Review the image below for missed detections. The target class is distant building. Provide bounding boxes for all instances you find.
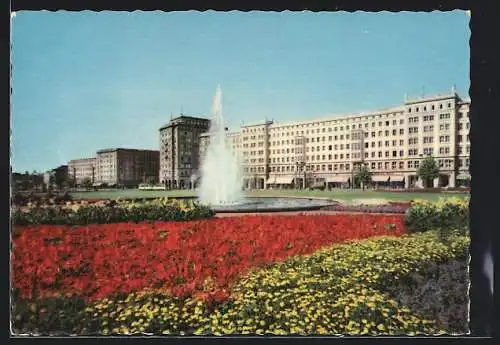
[68,157,96,185]
[42,165,69,190]
[95,148,159,187]
[159,115,210,189]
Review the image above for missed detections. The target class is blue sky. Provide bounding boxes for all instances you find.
[11,10,470,173]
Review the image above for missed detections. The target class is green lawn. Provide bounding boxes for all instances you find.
[70,188,469,203]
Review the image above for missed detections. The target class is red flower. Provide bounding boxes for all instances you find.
[12,214,406,303]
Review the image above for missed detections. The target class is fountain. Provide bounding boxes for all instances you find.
[197,86,336,213]
[198,86,244,206]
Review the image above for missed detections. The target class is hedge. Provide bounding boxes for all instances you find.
[404,197,469,237]
[11,199,215,226]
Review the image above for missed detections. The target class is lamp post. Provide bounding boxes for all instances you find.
[295,161,306,189]
[351,167,355,190]
[302,162,306,189]
[295,162,299,190]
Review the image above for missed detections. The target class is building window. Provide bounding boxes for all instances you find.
[423,148,434,155]
[408,149,418,156]
[439,135,450,143]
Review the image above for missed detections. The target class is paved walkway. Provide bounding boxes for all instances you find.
[214,210,402,217]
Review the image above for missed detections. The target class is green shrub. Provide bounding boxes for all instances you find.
[405,198,469,237]
[11,202,215,226]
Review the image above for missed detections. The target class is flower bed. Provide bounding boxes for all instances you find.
[11,200,470,335]
[11,198,214,226]
[12,191,73,207]
[323,204,409,214]
[12,230,469,335]
[12,214,405,304]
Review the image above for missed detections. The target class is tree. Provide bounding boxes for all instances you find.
[417,156,440,188]
[81,177,92,189]
[354,165,372,191]
[48,174,56,191]
[54,169,68,191]
[147,176,156,185]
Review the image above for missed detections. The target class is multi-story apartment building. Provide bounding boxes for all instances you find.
[68,157,96,185]
[164,89,470,190]
[239,120,273,189]
[199,130,242,161]
[198,129,242,184]
[240,89,470,189]
[159,115,210,189]
[95,148,159,187]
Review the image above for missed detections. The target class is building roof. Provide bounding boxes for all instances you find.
[241,120,274,128]
[68,157,96,163]
[159,115,210,131]
[96,148,160,154]
[267,105,406,129]
[403,92,461,105]
[51,165,68,172]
